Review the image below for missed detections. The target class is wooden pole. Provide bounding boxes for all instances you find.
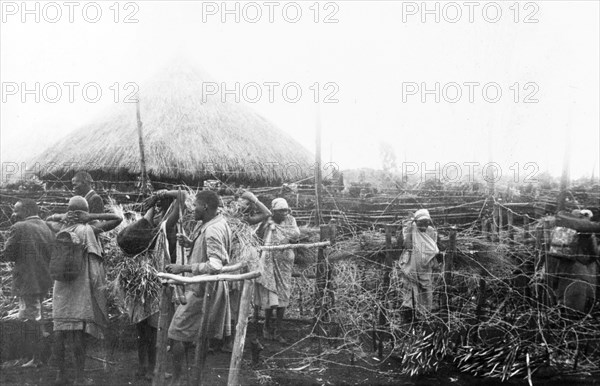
[378,224,395,358]
[152,285,174,386]
[524,216,530,241]
[315,225,330,339]
[507,209,514,241]
[259,241,330,251]
[487,125,495,197]
[498,205,504,241]
[173,188,187,305]
[193,286,211,385]
[557,124,571,212]
[492,203,499,242]
[481,218,488,240]
[327,220,337,312]
[228,279,255,386]
[136,98,149,193]
[542,218,553,306]
[315,105,323,227]
[153,226,176,386]
[475,277,487,322]
[442,228,457,325]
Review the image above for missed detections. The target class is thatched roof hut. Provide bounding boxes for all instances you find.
[30,60,313,187]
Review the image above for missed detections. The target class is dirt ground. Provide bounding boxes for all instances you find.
[2,320,600,386]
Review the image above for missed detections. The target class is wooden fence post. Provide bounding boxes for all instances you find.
[481,217,487,240]
[534,222,544,305]
[442,228,457,325]
[152,285,174,386]
[542,218,553,306]
[507,209,514,241]
[315,225,331,339]
[193,286,212,385]
[377,224,395,359]
[228,279,256,386]
[498,205,504,241]
[327,220,337,312]
[492,203,499,242]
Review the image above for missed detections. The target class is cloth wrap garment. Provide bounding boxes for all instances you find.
[398,221,439,313]
[51,222,108,339]
[168,214,232,342]
[254,215,300,309]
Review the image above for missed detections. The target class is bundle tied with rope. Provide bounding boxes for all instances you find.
[105,202,165,324]
[106,190,197,322]
[105,193,264,323]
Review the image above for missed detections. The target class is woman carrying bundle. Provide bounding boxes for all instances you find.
[222,189,272,352]
[234,189,272,226]
[116,189,187,379]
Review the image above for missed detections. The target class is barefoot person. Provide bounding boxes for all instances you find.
[46,197,122,385]
[255,198,300,343]
[166,190,232,383]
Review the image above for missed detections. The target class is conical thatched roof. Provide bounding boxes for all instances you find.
[30,60,313,186]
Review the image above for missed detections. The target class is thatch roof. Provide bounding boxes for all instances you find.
[30,60,313,186]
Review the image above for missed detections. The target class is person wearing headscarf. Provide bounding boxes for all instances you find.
[398,208,439,318]
[46,196,122,385]
[255,198,300,343]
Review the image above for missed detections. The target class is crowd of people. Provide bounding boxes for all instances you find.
[2,171,598,385]
[1,172,304,385]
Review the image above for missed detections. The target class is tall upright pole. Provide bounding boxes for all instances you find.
[315,105,323,226]
[557,100,573,212]
[557,134,571,212]
[314,104,327,349]
[136,98,149,193]
[487,125,495,197]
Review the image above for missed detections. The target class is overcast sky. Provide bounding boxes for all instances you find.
[1,0,599,182]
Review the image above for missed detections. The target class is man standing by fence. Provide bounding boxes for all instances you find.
[165,190,232,383]
[71,171,103,214]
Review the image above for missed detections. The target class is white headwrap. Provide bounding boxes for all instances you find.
[271,197,289,211]
[414,209,431,221]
